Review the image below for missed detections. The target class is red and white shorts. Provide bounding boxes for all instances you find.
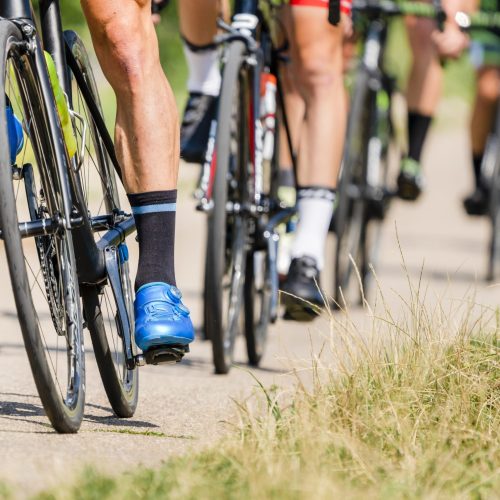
[290,0,352,15]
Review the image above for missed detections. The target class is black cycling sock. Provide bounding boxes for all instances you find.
[128,190,177,291]
[473,153,484,189]
[407,111,433,162]
[181,34,218,53]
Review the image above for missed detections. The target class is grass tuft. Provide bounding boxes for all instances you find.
[36,283,500,499]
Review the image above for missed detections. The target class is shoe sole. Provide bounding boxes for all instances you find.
[136,335,193,352]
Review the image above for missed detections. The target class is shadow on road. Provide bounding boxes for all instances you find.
[0,393,158,432]
[0,397,54,432]
[84,413,159,429]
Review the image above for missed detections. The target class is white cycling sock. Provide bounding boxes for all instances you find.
[183,44,221,97]
[290,187,336,270]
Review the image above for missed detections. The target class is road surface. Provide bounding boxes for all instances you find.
[0,101,497,496]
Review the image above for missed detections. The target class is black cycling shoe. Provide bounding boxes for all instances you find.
[281,256,324,322]
[463,187,490,216]
[180,92,218,164]
[397,157,424,201]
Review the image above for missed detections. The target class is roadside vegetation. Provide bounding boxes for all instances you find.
[7,4,492,499]
[32,280,499,500]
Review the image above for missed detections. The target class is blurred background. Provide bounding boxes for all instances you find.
[50,0,476,128]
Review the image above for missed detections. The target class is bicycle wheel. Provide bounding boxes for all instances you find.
[486,108,500,281]
[243,89,280,366]
[65,31,138,417]
[205,41,250,374]
[244,247,272,366]
[359,82,393,298]
[335,68,372,307]
[0,21,85,433]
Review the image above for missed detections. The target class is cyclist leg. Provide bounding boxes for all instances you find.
[398,9,443,200]
[465,66,500,214]
[82,0,194,352]
[178,0,226,163]
[280,2,347,319]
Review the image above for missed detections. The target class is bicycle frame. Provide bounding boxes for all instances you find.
[197,0,297,211]
[0,0,135,287]
[196,0,297,323]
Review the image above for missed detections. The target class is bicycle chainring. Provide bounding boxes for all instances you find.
[35,206,65,336]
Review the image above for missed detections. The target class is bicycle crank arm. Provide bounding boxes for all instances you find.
[104,245,136,370]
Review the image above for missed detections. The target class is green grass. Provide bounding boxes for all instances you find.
[35,286,500,499]
[91,429,194,440]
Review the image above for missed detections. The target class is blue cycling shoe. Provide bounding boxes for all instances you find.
[134,282,195,353]
[6,104,24,164]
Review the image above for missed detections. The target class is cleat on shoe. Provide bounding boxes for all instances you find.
[134,282,195,353]
[397,157,424,201]
[144,345,189,365]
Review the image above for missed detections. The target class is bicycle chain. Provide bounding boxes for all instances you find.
[36,205,65,337]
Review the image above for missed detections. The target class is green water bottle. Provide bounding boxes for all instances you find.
[44,51,77,158]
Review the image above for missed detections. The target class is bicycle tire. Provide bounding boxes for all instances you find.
[359,81,393,299]
[244,248,272,366]
[243,81,281,366]
[64,31,138,417]
[205,40,249,374]
[335,67,371,307]
[486,108,500,281]
[0,21,85,433]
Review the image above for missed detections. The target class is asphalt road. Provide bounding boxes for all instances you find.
[0,104,498,496]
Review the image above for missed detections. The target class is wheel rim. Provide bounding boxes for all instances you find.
[5,42,83,413]
[68,51,136,395]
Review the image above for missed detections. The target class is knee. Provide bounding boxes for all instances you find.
[477,69,500,103]
[293,47,342,100]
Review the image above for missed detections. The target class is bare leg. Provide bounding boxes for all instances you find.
[81,0,195,349]
[284,6,346,189]
[464,66,500,215]
[471,67,500,155]
[405,16,443,116]
[81,0,178,193]
[178,0,221,45]
[398,10,442,200]
[281,5,346,320]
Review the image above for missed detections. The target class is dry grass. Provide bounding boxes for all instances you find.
[35,276,500,500]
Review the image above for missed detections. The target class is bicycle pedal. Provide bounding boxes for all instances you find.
[143,345,190,365]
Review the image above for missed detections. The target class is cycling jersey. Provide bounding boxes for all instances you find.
[470,0,500,67]
[290,0,352,15]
